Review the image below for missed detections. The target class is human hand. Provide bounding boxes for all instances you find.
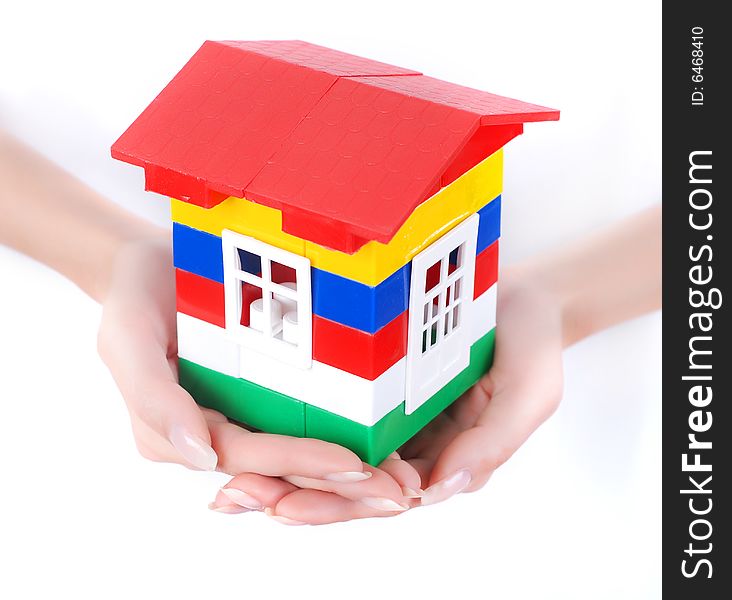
[210,270,565,523]
[401,271,564,504]
[96,235,408,489]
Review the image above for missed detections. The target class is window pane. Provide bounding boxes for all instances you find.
[240,282,263,327]
[271,261,297,285]
[430,322,439,348]
[238,248,262,275]
[449,246,460,267]
[454,277,462,300]
[449,242,465,268]
[425,260,441,292]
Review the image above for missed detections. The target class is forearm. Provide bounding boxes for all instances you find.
[512,204,661,346]
[0,131,160,301]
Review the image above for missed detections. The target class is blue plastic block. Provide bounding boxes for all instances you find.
[476,195,501,254]
[173,223,224,283]
[171,195,500,334]
[311,264,411,334]
[171,222,411,333]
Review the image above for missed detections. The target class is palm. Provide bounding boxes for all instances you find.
[400,276,565,494]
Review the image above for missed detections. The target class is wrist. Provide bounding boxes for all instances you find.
[501,257,582,348]
[89,221,167,302]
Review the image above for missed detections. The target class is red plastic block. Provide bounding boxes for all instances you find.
[175,269,225,327]
[313,312,408,380]
[146,165,228,208]
[441,123,523,187]
[473,241,499,300]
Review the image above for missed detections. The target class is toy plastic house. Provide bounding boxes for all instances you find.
[112,40,558,465]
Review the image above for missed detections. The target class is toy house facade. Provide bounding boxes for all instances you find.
[112,41,558,465]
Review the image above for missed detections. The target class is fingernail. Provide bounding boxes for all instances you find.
[264,507,306,526]
[401,486,423,499]
[323,471,372,483]
[220,487,263,510]
[208,502,251,515]
[387,451,401,459]
[360,497,410,512]
[169,426,218,471]
[421,469,472,506]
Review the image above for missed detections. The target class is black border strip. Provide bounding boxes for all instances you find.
[663,3,730,595]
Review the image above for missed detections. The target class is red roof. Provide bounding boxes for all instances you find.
[112,40,558,253]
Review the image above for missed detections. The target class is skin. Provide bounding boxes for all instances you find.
[0,131,661,524]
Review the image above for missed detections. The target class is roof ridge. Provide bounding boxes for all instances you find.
[239,75,343,201]
[212,39,420,78]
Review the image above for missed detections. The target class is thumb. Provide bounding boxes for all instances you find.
[139,376,219,471]
[421,375,561,505]
[99,318,217,471]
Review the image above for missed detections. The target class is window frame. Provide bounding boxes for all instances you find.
[222,229,313,369]
[405,214,479,413]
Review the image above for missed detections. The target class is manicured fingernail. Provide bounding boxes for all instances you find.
[169,426,218,471]
[264,507,306,526]
[208,502,251,515]
[401,486,423,499]
[220,487,263,510]
[323,471,372,483]
[421,469,472,506]
[361,497,410,512]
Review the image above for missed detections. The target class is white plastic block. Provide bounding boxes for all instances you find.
[471,283,497,345]
[249,297,283,333]
[238,345,405,426]
[177,313,240,378]
[405,214,479,414]
[273,282,298,314]
[281,311,299,345]
[176,312,404,426]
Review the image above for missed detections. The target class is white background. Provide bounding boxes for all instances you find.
[0,1,661,598]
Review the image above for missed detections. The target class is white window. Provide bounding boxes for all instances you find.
[405,214,479,413]
[222,229,312,369]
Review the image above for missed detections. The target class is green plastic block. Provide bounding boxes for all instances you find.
[305,328,496,465]
[178,358,306,437]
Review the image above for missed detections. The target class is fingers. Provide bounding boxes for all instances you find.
[422,367,562,504]
[209,420,368,480]
[271,489,407,525]
[377,454,423,497]
[402,457,434,489]
[210,473,299,513]
[420,282,565,505]
[99,312,216,471]
[209,472,411,525]
[282,463,410,511]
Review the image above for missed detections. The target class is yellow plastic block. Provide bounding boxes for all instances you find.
[171,149,503,286]
[171,195,306,257]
